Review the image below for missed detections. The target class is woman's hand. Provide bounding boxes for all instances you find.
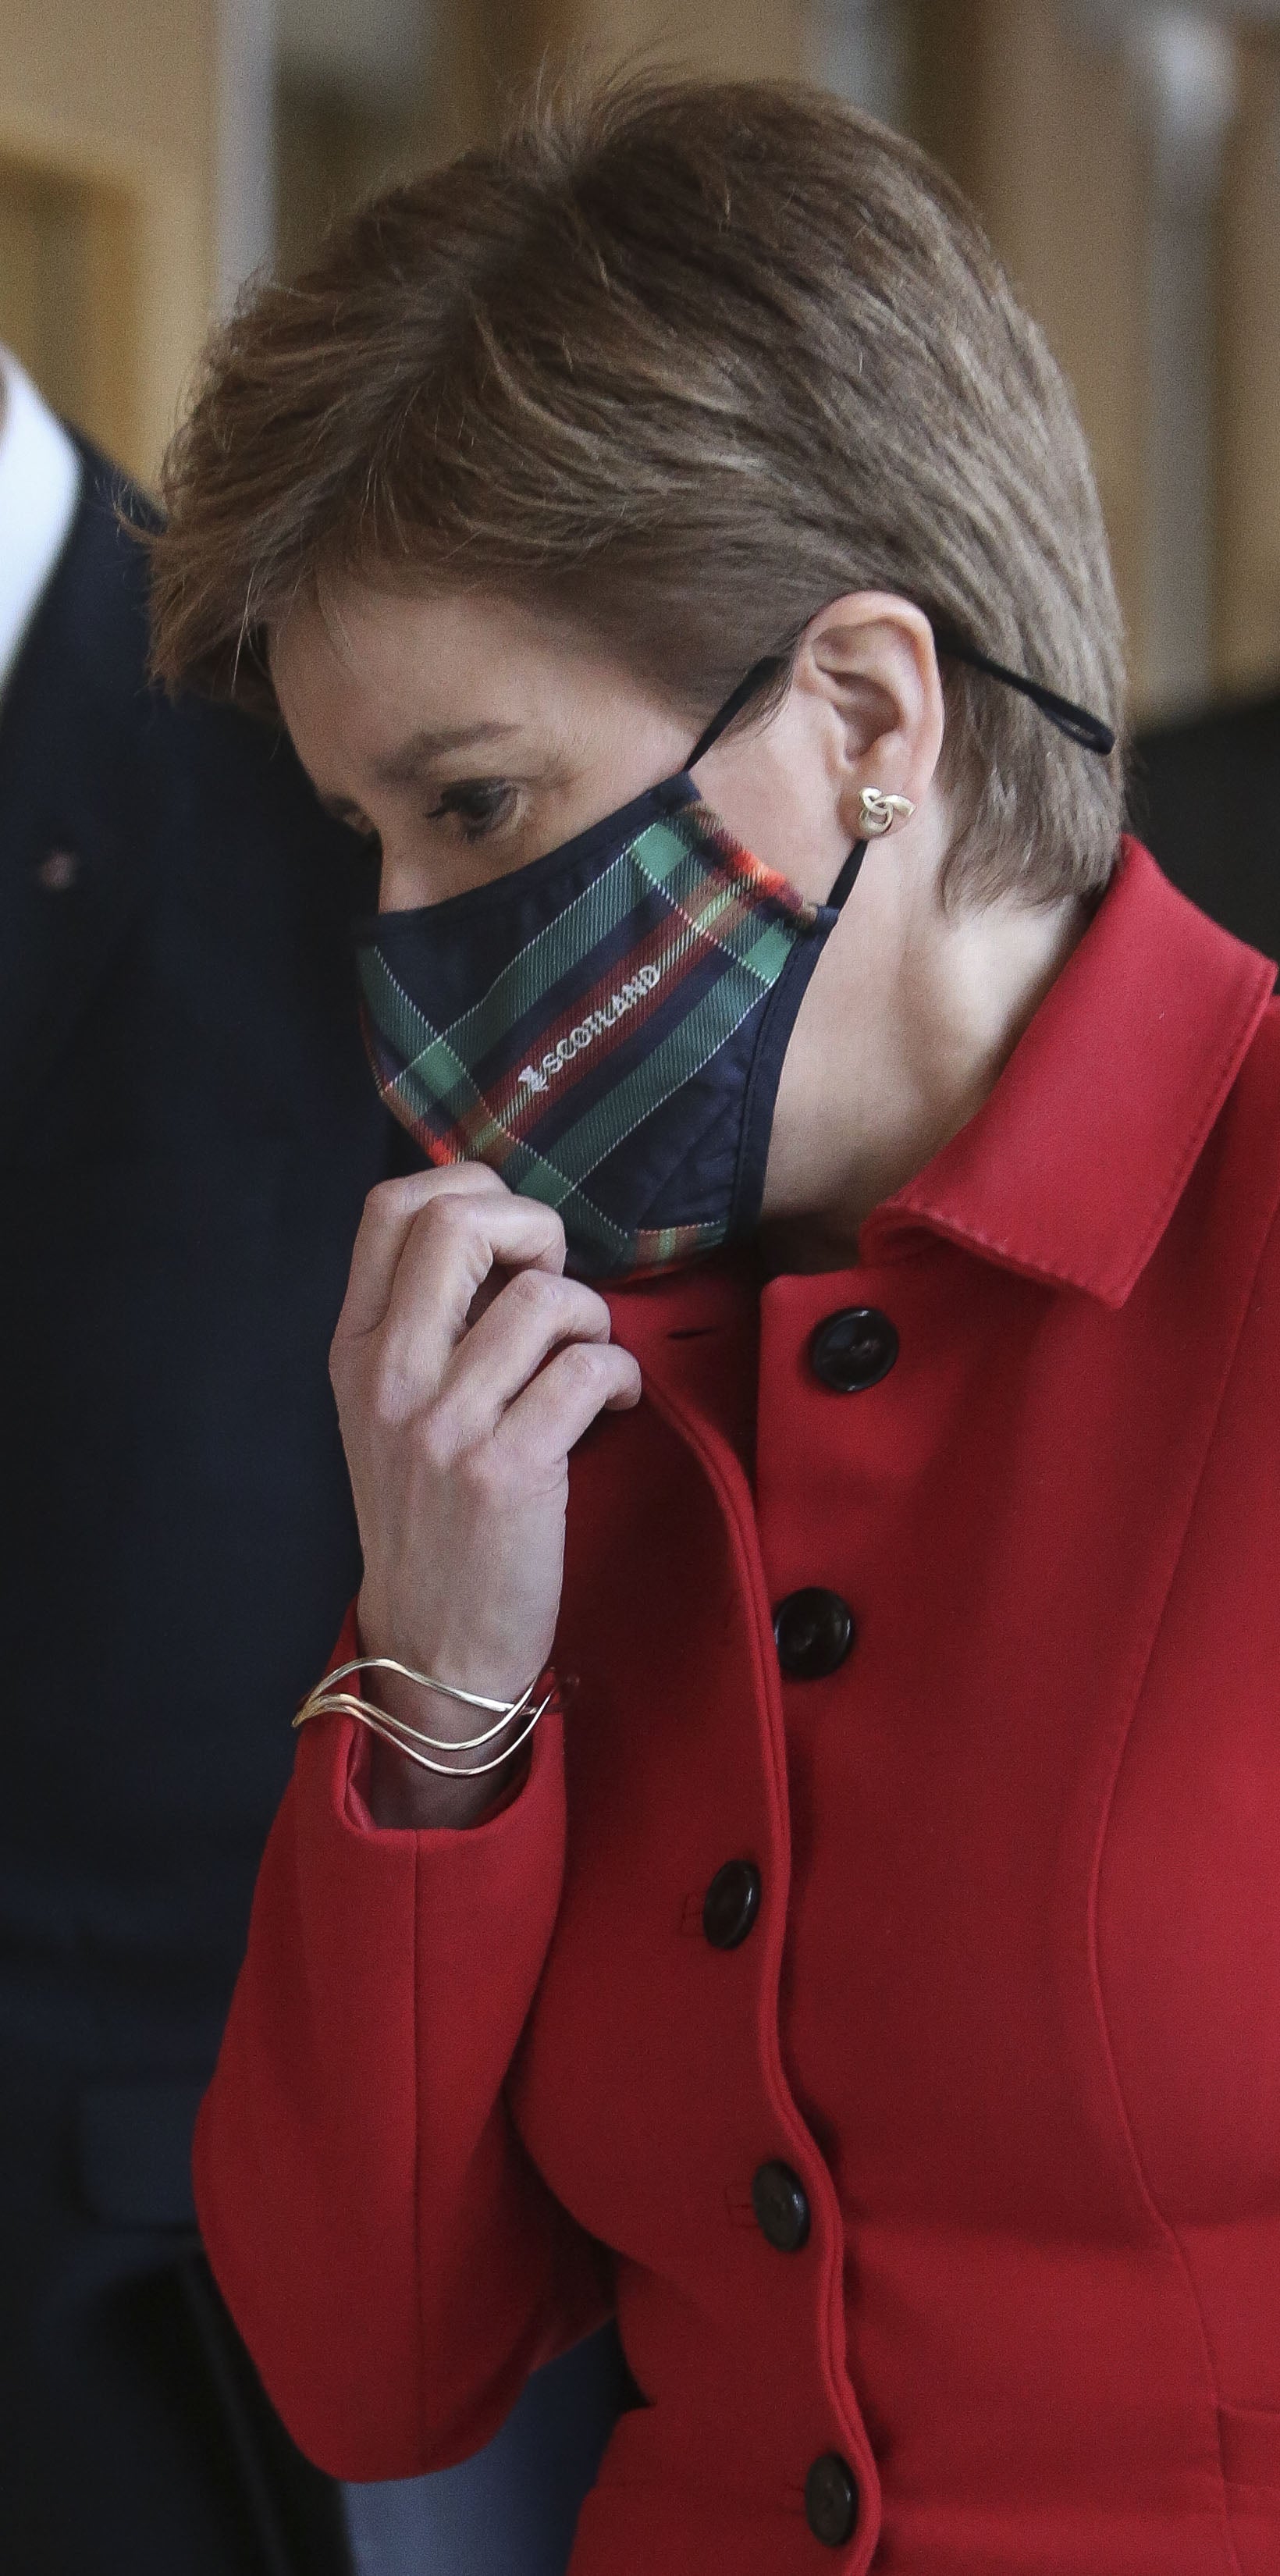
[329,1165,642,1827]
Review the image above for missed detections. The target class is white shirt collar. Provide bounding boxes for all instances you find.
[0,347,83,706]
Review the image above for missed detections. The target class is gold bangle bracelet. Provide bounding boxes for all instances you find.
[295,1653,540,1733]
[294,1686,553,1779]
[293,1655,553,1777]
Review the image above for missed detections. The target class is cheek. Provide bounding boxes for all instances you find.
[377,834,481,911]
[711,763,849,900]
[375,820,535,913]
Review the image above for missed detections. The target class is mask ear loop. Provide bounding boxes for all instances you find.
[689,618,1116,913]
[684,654,791,770]
[933,635,1116,756]
[687,653,868,916]
[825,838,868,911]
[820,636,1115,905]
[691,628,1115,775]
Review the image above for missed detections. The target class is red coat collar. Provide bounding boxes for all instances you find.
[859,839,1275,1308]
[610,842,1275,1341]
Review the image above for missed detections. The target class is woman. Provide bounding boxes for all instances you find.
[151,76,1280,2576]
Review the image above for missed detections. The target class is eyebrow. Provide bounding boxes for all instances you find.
[372,721,524,788]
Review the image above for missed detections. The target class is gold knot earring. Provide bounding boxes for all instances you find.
[858,788,916,838]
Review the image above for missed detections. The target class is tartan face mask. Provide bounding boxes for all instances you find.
[355,659,866,1281]
[355,637,1115,1281]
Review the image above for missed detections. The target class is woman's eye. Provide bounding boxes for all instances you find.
[426,779,518,841]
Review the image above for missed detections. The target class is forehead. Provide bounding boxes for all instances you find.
[269,581,618,753]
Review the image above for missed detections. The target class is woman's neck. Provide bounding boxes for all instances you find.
[759,818,1089,1272]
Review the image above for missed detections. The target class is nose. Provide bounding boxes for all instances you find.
[377,847,425,914]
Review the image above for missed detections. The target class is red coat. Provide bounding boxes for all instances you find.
[197,843,1280,2576]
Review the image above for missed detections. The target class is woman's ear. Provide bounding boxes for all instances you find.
[792,592,946,845]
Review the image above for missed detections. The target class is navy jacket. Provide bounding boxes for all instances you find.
[1133,691,1280,970]
[0,438,630,2576]
[0,441,390,2573]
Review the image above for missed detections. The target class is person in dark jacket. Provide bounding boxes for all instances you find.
[0,343,386,2575]
[0,342,627,2576]
[1133,690,1280,967]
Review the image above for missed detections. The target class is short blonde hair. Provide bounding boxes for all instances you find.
[150,73,1126,907]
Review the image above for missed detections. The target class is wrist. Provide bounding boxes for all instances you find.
[297,1639,555,1831]
[354,1589,539,1737]
[365,1731,534,1831]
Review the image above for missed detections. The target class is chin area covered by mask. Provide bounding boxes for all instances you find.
[354,646,1115,1284]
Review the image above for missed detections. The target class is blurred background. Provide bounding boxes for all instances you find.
[2,0,1280,726]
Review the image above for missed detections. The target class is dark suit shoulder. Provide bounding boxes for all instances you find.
[7,436,155,727]
[1131,691,1280,968]
[0,429,378,1144]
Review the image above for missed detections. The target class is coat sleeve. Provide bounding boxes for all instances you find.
[193,1615,610,2482]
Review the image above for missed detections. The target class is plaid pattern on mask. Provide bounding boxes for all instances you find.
[358,799,818,1278]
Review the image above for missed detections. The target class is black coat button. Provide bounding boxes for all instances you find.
[809,1306,898,1393]
[805,2453,859,2548]
[773,1589,855,1680]
[702,1860,762,1950]
[751,2159,810,2251]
